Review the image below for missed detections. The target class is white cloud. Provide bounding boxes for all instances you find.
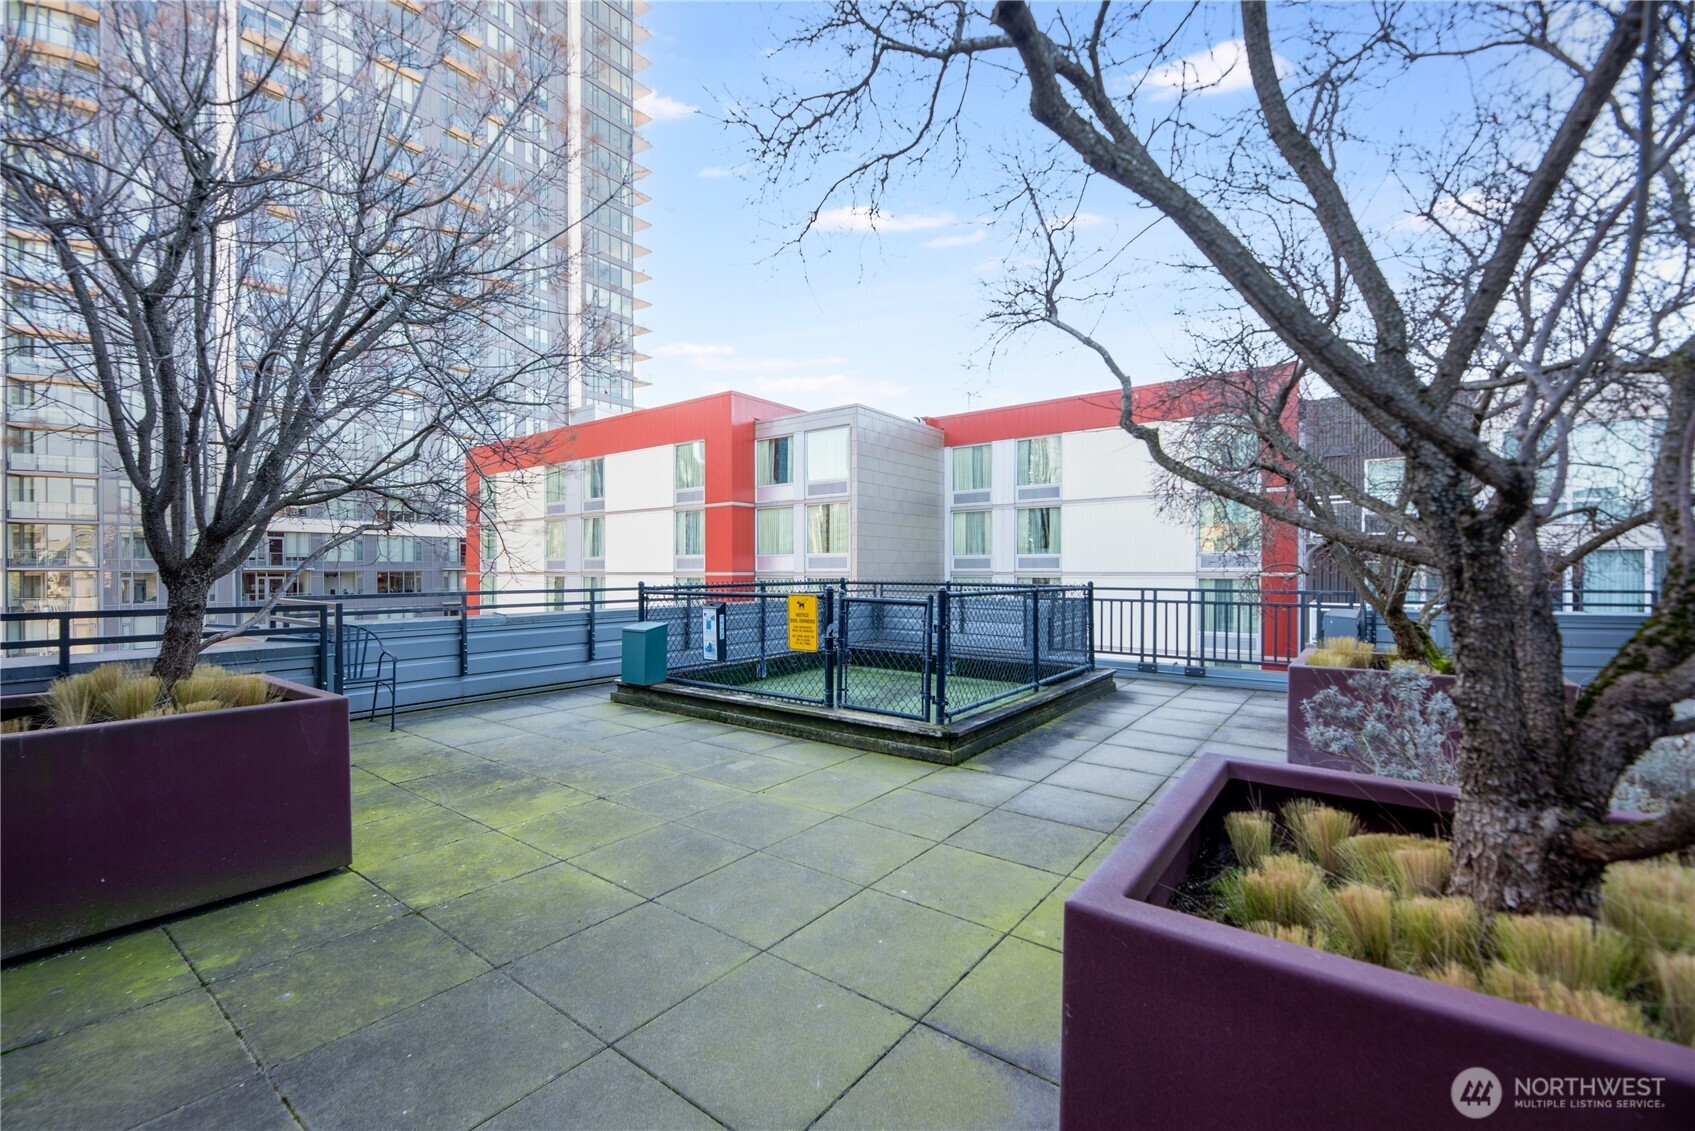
[697,165,737,179]
[923,229,988,249]
[1393,191,1488,232]
[649,341,734,358]
[1142,38,1286,99]
[813,205,956,233]
[637,91,700,121]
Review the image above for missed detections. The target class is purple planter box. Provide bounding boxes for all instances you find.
[1062,756,1695,1129]
[1286,650,1577,772]
[2,677,352,961]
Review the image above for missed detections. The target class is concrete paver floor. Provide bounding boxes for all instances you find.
[1,676,1287,1130]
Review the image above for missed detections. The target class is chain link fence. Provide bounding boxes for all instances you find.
[638,581,1095,723]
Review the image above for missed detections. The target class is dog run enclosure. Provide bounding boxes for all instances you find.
[636,581,1097,725]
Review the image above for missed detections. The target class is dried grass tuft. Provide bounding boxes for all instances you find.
[1394,896,1482,971]
[1426,962,1481,991]
[176,699,226,714]
[1601,860,1695,955]
[1245,921,1323,947]
[1388,843,1451,898]
[1336,833,1434,889]
[218,673,275,708]
[101,675,163,721]
[1652,952,1695,1046]
[1283,799,1360,874]
[1220,855,1330,929]
[44,672,101,728]
[1481,964,1647,1035]
[1327,883,1395,966]
[2,715,35,734]
[1224,810,1275,869]
[1491,914,1641,996]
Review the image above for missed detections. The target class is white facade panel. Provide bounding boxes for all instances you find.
[606,444,676,513]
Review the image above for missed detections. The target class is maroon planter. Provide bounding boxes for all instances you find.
[1062,756,1695,1130]
[2,678,352,960]
[1286,650,1578,772]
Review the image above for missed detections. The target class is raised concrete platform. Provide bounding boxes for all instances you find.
[610,669,1118,765]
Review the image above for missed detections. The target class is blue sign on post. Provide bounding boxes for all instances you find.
[702,604,727,661]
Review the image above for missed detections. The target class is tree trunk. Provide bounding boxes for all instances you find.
[151,576,212,688]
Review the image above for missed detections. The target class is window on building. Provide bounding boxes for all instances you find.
[115,571,157,605]
[6,475,96,518]
[376,535,422,562]
[8,523,95,566]
[1199,577,1261,637]
[323,536,365,562]
[323,572,365,596]
[674,441,705,491]
[584,457,605,500]
[545,574,568,608]
[952,510,990,557]
[1580,549,1646,611]
[806,427,849,483]
[806,502,848,555]
[376,571,423,594]
[1016,437,1060,486]
[282,532,313,563]
[545,519,566,558]
[675,510,704,556]
[545,464,567,504]
[480,526,499,563]
[1197,498,1261,554]
[953,445,991,492]
[1018,576,1060,586]
[441,569,464,593]
[1363,458,1405,504]
[756,507,792,555]
[582,516,604,559]
[1016,507,1060,555]
[112,527,151,560]
[756,436,792,486]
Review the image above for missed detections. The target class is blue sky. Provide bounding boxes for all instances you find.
[628,3,1506,418]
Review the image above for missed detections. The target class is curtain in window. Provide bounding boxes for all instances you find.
[756,507,793,554]
[675,510,704,555]
[675,442,705,490]
[545,465,567,503]
[545,520,566,558]
[1016,437,1060,486]
[584,458,605,499]
[583,517,604,558]
[1197,499,1262,553]
[756,437,791,486]
[1016,508,1060,554]
[953,445,991,491]
[807,428,850,481]
[1582,550,1643,610]
[807,502,847,554]
[952,510,989,555]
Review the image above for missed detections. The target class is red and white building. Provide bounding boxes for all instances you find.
[466,384,1299,597]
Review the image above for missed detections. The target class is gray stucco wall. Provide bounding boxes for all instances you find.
[849,407,944,580]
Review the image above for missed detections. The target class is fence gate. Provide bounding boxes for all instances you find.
[835,594,934,721]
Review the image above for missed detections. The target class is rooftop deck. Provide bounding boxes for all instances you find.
[1,675,1287,1130]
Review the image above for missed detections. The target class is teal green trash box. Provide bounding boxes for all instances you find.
[622,622,668,686]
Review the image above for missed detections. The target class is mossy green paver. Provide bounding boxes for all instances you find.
[814,1023,1058,1130]
[0,989,251,1129]
[845,788,989,841]
[675,793,832,848]
[646,718,740,742]
[360,829,557,909]
[613,774,748,820]
[908,768,1032,807]
[772,890,999,1018]
[546,754,677,796]
[566,718,641,745]
[570,823,749,898]
[353,804,491,869]
[503,799,663,859]
[1095,728,1204,755]
[209,913,488,1066]
[766,817,933,886]
[448,778,592,827]
[1011,876,1083,952]
[167,871,407,983]
[617,954,909,1131]
[463,699,556,723]
[273,974,600,1130]
[874,845,1059,933]
[400,716,531,747]
[699,727,795,753]
[481,1049,720,1131]
[926,936,1062,1083]
[351,778,440,826]
[508,904,754,1042]
[760,760,915,814]
[133,1074,296,1131]
[1001,782,1138,832]
[1045,761,1165,802]
[607,731,728,771]
[1071,833,1125,879]
[692,753,811,791]
[1,929,199,1051]
[958,748,1069,782]
[1079,745,1188,775]
[1131,715,1219,740]
[404,762,535,805]
[354,741,487,785]
[755,739,861,768]
[424,863,643,966]
[659,853,859,949]
[946,810,1105,875]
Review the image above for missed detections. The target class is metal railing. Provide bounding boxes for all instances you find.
[638,581,1096,724]
[1091,587,1357,674]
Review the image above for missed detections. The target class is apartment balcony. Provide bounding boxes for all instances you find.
[5,452,98,474]
[4,500,97,521]
[5,550,95,569]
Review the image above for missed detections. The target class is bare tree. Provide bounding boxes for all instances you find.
[737,1,1695,913]
[2,1,621,682]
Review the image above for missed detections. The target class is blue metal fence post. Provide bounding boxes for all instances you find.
[586,590,596,662]
[757,592,768,679]
[1086,582,1097,668]
[332,603,345,694]
[57,611,70,677]
[822,586,836,709]
[458,592,470,678]
[1029,588,1040,689]
[921,593,935,722]
[317,604,330,689]
[935,587,950,723]
[638,580,647,622]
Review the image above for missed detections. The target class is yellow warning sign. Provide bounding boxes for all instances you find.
[788,594,819,652]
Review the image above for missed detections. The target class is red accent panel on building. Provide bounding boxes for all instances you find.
[465,391,801,592]
[921,382,1209,446]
